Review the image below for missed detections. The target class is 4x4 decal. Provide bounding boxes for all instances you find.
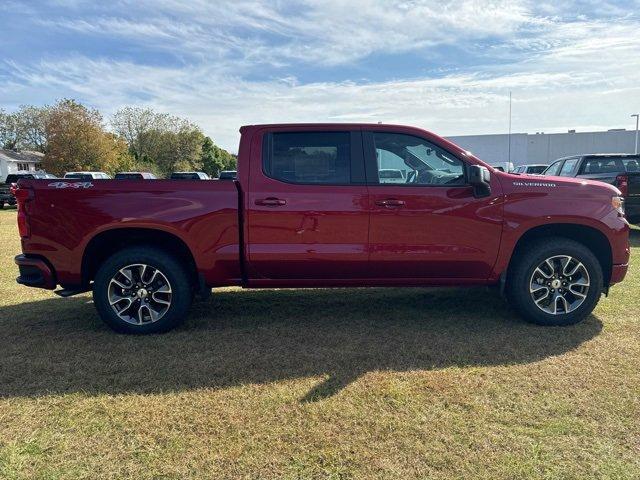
[48,181,94,189]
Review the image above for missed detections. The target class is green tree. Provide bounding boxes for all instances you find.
[42,99,133,176]
[0,105,49,152]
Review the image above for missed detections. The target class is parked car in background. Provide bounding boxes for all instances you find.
[490,162,515,173]
[115,172,157,180]
[218,170,237,180]
[64,172,112,180]
[543,153,640,223]
[14,123,629,334]
[1,172,52,208]
[513,164,547,175]
[170,172,210,180]
[378,169,405,184]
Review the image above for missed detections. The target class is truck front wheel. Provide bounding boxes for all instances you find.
[93,246,193,334]
[507,238,603,326]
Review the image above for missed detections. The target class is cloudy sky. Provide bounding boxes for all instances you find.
[1,0,639,151]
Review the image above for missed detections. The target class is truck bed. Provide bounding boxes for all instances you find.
[19,179,242,288]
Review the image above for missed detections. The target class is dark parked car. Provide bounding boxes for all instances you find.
[170,172,210,180]
[543,153,640,223]
[115,172,157,180]
[1,172,52,208]
[218,170,237,180]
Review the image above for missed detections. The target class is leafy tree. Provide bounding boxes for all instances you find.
[42,99,133,176]
[200,136,237,178]
[0,105,49,152]
[112,107,237,177]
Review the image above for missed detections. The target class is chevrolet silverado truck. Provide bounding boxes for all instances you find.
[14,124,630,333]
[543,153,640,223]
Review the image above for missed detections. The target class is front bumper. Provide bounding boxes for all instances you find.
[610,263,629,285]
[15,254,56,289]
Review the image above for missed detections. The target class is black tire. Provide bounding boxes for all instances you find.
[507,237,603,326]
[93,246,193,334]
[0,201,4,209]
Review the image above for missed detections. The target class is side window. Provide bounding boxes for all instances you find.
[372,132,465,186]
[544,161,563,176]
[581,158,624,174]
[264,132,351,184]
[559,158,579,176]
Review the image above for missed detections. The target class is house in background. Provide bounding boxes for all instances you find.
[0,149,44,181]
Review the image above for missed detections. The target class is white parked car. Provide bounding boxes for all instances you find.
[378,169,405,184]
[64,171,112,180]
[513,164,548,175]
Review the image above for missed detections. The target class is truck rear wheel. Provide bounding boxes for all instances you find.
[93,246,192,334]
[507,238,603,326]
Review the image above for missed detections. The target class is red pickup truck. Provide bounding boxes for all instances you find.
[14,124,630,333]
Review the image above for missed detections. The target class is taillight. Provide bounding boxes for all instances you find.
[15,187,33,238]
[615,174,628,197]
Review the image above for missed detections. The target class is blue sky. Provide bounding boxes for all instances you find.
[1,0,639,151]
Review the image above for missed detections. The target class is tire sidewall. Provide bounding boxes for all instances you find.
[509,239,603,326]
[93,247,192,334]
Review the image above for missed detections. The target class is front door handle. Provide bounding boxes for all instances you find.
[375,199,406,207]
[255,197,287,206]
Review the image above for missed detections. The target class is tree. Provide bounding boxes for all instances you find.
[0,105,49,152]
[112,107,237,177]
[42,99,133,176]
[200,136,237,178]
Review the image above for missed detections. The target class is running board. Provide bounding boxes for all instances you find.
[54,287,89,297]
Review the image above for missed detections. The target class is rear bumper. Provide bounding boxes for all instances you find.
[625,201,640,223]
[0,193,15,204]
[15,254,56,289]
[610,263,629,285]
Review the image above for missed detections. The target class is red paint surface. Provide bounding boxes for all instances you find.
[16,123,629,291]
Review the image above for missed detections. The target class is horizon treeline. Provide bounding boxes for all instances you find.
[0,99,236,177]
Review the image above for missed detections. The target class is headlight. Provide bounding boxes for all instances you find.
[612,196,625,216]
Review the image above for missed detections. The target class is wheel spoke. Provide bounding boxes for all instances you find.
[556,294,569,314]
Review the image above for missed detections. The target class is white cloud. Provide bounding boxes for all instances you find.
[2,0,640,152]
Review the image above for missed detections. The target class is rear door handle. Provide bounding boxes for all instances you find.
[255,197,287,206]
[375,199,405,207]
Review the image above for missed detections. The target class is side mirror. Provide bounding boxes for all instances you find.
[468,165,491,198]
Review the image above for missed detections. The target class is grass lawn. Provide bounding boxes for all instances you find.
[0,207,639,479]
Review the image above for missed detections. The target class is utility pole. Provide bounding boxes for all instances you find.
[632,114,639,154]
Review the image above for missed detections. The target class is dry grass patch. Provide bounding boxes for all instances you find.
[0,208,639,479]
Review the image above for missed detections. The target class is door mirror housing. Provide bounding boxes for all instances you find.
[468,165,491,198]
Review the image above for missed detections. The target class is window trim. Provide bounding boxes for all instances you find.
[261,130,366,186]
[363,130,469,187]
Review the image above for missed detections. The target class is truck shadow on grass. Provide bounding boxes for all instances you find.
[0,287,602,401]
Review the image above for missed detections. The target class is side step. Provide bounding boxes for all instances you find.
[54,287,89,298]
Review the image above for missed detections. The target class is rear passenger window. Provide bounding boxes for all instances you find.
[581,158,625,174]
[264,132,351,184]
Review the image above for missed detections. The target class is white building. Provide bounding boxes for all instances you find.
[0,149,44,181]
[446,129,638,167]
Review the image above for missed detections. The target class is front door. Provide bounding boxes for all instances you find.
[246,129,369,280]
[365,130,503,280]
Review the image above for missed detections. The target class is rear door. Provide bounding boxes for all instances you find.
[246,127,370,280]
[365,130,503,280]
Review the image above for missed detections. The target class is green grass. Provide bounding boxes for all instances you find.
[0,207,639,479]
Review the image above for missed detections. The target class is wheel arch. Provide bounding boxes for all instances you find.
[81,227,198,288]
[507,223,613,286]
